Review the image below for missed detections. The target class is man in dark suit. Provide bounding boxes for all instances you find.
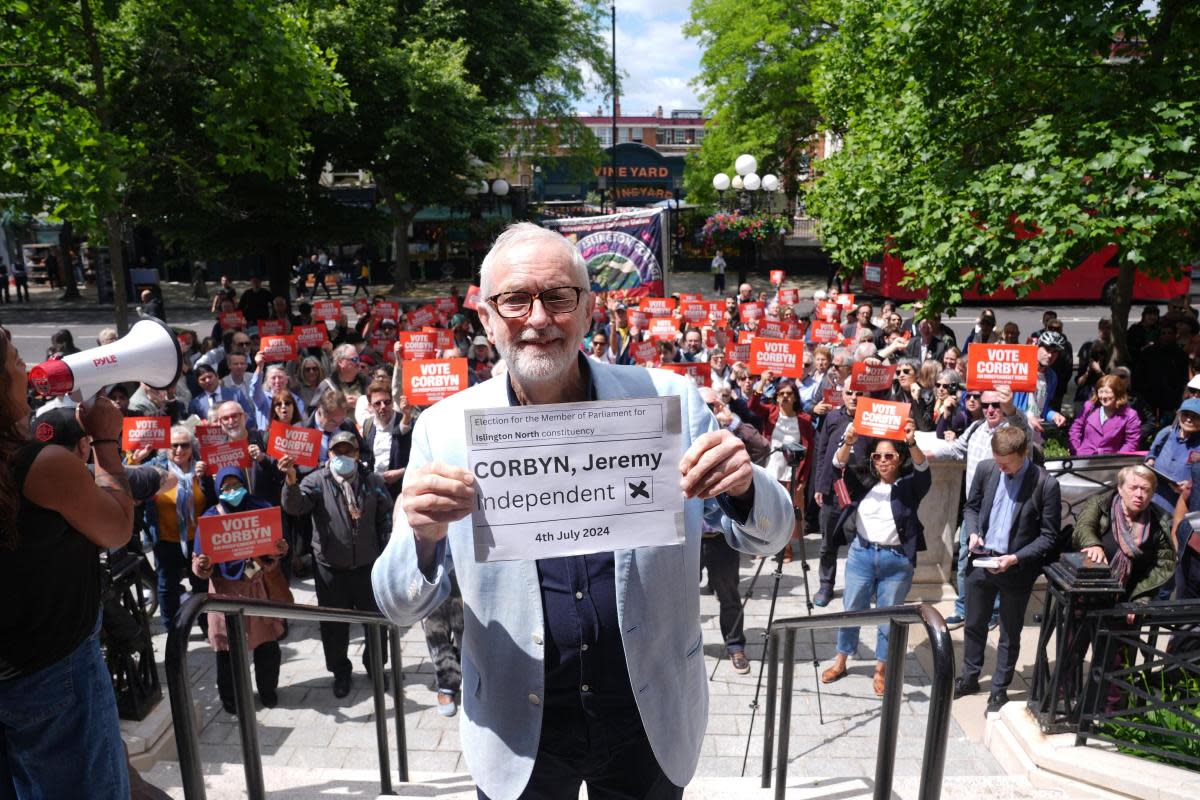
[904,320,949,364]
[954,426,1062,713]
[841,303,876,343]
[187,364,255,426]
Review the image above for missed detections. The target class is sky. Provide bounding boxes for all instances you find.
[578,0,705,117]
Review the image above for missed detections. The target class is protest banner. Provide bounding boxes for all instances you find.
[648,318,678,342]
[748,337,806,379]
[966,344,1038,392]
[422,327,453,351]
[312,299,342,321]
[787,320,808,340]
[822,388,845,408]
[638,297,676,318]
[374,300,400,320]
[810,320,843,343]
[853,398,910,442]
[738,302,764,323]
[267,421,321,468]
[778,288,800,305]
[408,305,436,328]
[466,396,684,561]
[463,285,482,311]
[680,300,721,325]
[850,362,897,393]
[294,323,328,349]
[404,358,468,405]
[121,417,169,450]
[259,335,298,363]
[197,506,283,564]
[434,296,458,314]
[632,340,658,364]
[759,320,796,340]
[836,293,856,308]
[398,330,437,360]
[353,298,370,316]
[258,319,286,336]
[659,362,711,386]
[737,330,756,345]
[629,310,650,330]
[373,335,399,363]
[218,311,246,331]
[725,340,751,363]
[815,300,841,322]
[195,423,227,450]
[770,269,785,285]
[678,292,703,302]
[199,439,251,471]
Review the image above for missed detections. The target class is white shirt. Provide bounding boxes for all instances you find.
[855,482,900,546]
[711,254,726,274]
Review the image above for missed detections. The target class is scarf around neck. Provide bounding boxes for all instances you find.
[1110,493,1150,588]
[168,459,196,556]
[332,467,362,522]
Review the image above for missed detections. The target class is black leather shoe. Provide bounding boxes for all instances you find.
[333,674,351,698]
[953,677,980,699]
[986,690,1009,714]
[259,689,278,708]
[813,585,834,608]
[221,698,237,715]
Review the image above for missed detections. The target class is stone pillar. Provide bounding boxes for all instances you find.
[910,458,964,600]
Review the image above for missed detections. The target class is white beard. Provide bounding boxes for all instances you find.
[495,325,576,386]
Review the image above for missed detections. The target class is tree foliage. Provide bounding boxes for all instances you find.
[807,0,1200,360]
[684,0,829,206]
[0,0,344,330]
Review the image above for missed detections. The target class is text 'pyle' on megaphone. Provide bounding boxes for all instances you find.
[27,317,183,400]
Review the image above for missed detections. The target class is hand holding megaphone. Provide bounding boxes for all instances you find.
[75,394,124,445]
[27,317,183,402]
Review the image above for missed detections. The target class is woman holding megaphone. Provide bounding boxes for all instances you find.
[0,327,137,798]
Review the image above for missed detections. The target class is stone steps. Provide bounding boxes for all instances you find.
[140,762,1069,800]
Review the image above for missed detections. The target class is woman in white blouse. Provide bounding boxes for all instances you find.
[820,418,930,696]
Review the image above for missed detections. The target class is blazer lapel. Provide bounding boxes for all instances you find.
[1007,464,1039,546]
[980,464,1000,536]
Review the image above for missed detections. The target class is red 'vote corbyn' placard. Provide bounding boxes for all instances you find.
[258,319,286,336]
[404,358,468,406]
[312,300,342,321]
[659,362,711,386]
[199,439,251,471]
[259,335,297,363]
[748,337,806,379]
[266,421,321,468]
[122,417,170,450]
[853,398,911,442]
[966,344,1038,392]
[198,506,283,564]
[850,362,897,393]
[294,323,328,349]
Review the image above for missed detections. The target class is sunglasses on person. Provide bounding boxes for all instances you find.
[896,367,915,375]
[168,442,191,450]
[370,397,392,408]
[965,393,982,400]
[303,365,320,372]
[981,401,1003,410]
[776,391,795,399]
[844,390,864,397]
[592,339,608,347]
[871,452,899,463]
[274,401,294,407]
[936,382,960,390]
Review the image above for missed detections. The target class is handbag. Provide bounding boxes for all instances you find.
[832,467,852,507]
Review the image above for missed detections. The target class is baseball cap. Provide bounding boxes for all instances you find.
[32,407,87,449]
[450,313,468,327]
[472,335,490,347]
[329,431,359,451]
[615,303,627,312]
[1182,398,1200,417]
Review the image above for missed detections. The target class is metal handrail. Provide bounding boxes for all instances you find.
[165,593,408,800]
[761,603,954,800]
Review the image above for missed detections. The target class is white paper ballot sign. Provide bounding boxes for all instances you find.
[466,396,685,561]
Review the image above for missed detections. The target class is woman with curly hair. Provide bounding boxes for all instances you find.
[0,327,135,798]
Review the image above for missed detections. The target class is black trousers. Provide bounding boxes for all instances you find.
[314,562,388,677]
[713,273,725,294]
[817,498,846,588]
[960,567,1035,691]
[477,709,682,800]
[700,535,745,650]
[215,641,281,705]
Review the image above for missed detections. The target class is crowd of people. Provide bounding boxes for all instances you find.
[3,224,1200,796]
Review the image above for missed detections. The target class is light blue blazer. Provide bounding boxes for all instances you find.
[371,361,793,799]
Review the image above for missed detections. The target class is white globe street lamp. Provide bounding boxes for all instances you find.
[735,154,757,177]
[762,174,780,192]
[743,173,761,191]
[492,179,510,197]
[731,175,744,190]
[712,172,731,192]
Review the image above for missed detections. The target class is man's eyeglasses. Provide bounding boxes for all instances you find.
[340,356,360,364]
[218,413,244,422]
[965,393,982,400]
[871,452,899,463]
[981,401,1003,410]
[168,442,191,450]
[370,398,392,408]
[487,286,585,318]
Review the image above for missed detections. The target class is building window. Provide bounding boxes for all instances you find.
[595,127,612,147]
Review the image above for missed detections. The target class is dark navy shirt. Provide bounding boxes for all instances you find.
[505,356,754,727]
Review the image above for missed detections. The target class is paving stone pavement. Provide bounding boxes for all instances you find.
[141,529,1001,793]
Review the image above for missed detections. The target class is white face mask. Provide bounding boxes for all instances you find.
[330,454,357,477]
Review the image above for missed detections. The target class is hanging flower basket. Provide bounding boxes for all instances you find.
[701,210,791,246]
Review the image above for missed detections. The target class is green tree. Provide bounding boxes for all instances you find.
[0,0,343,332]
[683,0,829,209]
[309,0,609,292]
[808,0,1200,363]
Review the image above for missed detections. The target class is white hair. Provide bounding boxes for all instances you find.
[478,222,589,297]
[853,342,877,362]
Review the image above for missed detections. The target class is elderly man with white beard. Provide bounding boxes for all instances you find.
[372,223,792,800]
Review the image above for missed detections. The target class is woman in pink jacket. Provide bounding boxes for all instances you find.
[1069,374,1143,455]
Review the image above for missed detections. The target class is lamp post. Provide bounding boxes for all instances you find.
[609,1,618,214]
[711,153,784,282]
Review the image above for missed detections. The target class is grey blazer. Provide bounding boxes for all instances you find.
[371,361,793,799]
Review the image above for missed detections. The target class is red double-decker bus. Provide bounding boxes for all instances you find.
[862,244,1190,304]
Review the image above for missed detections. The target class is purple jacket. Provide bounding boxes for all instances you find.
[1068,401,1141,455]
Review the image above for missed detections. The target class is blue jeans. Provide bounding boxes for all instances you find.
[837,540,915,661]
[954,519,1000,620]
[0,617,129,800]
[154,538,190,626]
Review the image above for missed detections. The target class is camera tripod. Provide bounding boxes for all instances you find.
[716,442,823,777]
